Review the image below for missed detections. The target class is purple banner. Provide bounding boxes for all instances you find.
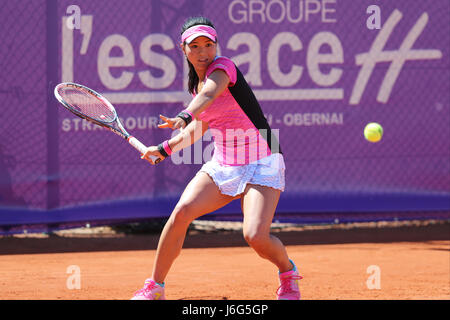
[0,0,449,232]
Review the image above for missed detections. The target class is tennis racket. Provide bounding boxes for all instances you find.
[54,82,161,164]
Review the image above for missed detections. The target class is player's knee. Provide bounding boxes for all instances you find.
[243,229,269,249]
[170,203,195,227]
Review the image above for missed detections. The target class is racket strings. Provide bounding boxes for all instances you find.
[57,87,116,122]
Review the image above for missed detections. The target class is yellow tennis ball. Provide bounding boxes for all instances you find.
[364,122,383,142]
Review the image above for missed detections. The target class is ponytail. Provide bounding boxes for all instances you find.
[186,59,199,95]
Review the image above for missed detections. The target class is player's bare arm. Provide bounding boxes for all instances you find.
[141,119,208,164]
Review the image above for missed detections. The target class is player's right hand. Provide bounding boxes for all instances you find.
[140,146,163,165]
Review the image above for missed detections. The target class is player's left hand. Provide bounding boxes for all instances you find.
[158,114,186,131]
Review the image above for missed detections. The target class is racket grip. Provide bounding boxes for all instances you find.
[128,136,161,164]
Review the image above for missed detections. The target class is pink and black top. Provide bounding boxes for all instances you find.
[194,56,282,166]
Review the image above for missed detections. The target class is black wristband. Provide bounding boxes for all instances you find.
[157,143,169,158]
[176,111,193,126]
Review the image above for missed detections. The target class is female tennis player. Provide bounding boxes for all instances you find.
[132,16,302,300]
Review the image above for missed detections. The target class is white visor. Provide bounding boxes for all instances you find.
[185,33,216,44]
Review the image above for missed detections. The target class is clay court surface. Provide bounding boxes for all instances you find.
[0,220,448,300]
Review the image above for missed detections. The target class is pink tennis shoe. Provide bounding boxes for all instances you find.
[277,260,303,300]
[131,262,301,300]
[131,278,165,300]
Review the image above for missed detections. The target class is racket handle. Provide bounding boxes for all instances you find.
[128,136,161,164]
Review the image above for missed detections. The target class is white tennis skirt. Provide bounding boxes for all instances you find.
[198,153,286,196]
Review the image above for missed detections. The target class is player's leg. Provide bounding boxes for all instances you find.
[241,183,301,300]
[151,172,239,284]
[241,184,292,272]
